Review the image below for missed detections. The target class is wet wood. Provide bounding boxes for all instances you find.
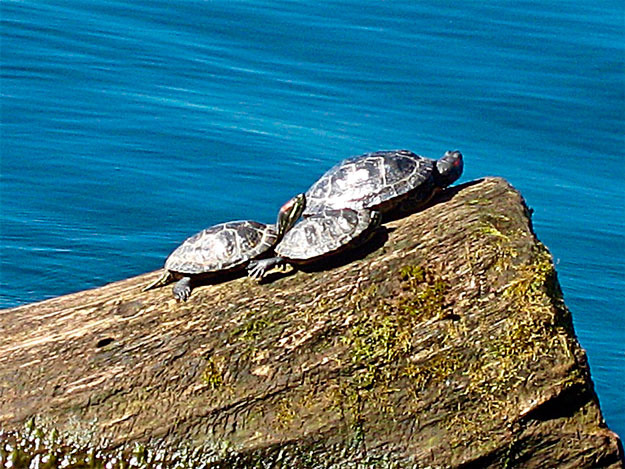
[0,178,622,467]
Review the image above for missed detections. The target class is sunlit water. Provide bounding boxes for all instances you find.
[1,0,623,438]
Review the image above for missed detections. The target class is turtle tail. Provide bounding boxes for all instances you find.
[142,270,174,292]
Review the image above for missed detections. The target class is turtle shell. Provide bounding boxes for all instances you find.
[165,221,278,274]
[304,150,436,216]
[276,208,380,262]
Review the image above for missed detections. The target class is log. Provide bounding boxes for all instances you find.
[1,177,622,468]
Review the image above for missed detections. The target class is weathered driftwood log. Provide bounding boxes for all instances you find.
[0,178,622,468]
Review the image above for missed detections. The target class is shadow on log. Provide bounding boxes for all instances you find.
[1,177,623,468]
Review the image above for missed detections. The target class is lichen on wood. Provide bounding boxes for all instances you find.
[0,177,622,468]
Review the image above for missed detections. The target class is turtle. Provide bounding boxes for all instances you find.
[303,149,463,217]
[247,207,381,280]
[144,193,305,300]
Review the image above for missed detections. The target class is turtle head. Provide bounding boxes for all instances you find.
[276,193,306,237]
[435,150,463,187]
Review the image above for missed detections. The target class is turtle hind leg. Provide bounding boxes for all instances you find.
[143,270,174,292]
[172,277,193,301]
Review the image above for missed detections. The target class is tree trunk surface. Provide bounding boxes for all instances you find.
[1,177,623,468]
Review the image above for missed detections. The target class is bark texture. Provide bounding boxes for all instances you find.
[1,177,622,468]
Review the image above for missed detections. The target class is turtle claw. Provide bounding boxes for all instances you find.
[174,286,190,302]
[248,258,283,280]
[247,260,268,280]
[173,277,192,301]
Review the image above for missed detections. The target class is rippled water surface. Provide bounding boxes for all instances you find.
[1,0,624,437]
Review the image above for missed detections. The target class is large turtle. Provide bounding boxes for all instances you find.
[303,149,463,217]
[247,207,380,280]
[144,194,305,300]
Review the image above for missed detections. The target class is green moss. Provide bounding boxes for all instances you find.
[479,223,510,241]
[226,308,288,367]
[503,248,555,303]
[442,245,575,454]
[404,350,465,393]
[329,379,367,450]
[275,397,297,430]
[344,264,449,384]
[398,265,425,282]
[332,265,452,443]
[349,314,402,371]
[230,314,273,342]
[472,215,523,273]
[467,197,491,206]
[201,355,224,390]
[399,266,448,321]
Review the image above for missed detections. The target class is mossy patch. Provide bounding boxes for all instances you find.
[467,197,492,206]
[230,310,278,342]
[472,214,524,274]
[344,264,451,383]
[442,244,575,454]
[333,265,452,444]
[225,307,287,368]
[403,349,465,395]
[398,265,449,321]
[200,355,224,390]
[275,397,297,430]
[504,243,563,306]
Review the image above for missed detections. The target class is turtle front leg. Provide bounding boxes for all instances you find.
[172,277,193,301]
[247,257,285,280]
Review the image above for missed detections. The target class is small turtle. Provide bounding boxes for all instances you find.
[303,149,463,216]
[247,207,380,280]
[144,194,305,300]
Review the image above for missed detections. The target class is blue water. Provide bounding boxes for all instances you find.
[1,0,623,438]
